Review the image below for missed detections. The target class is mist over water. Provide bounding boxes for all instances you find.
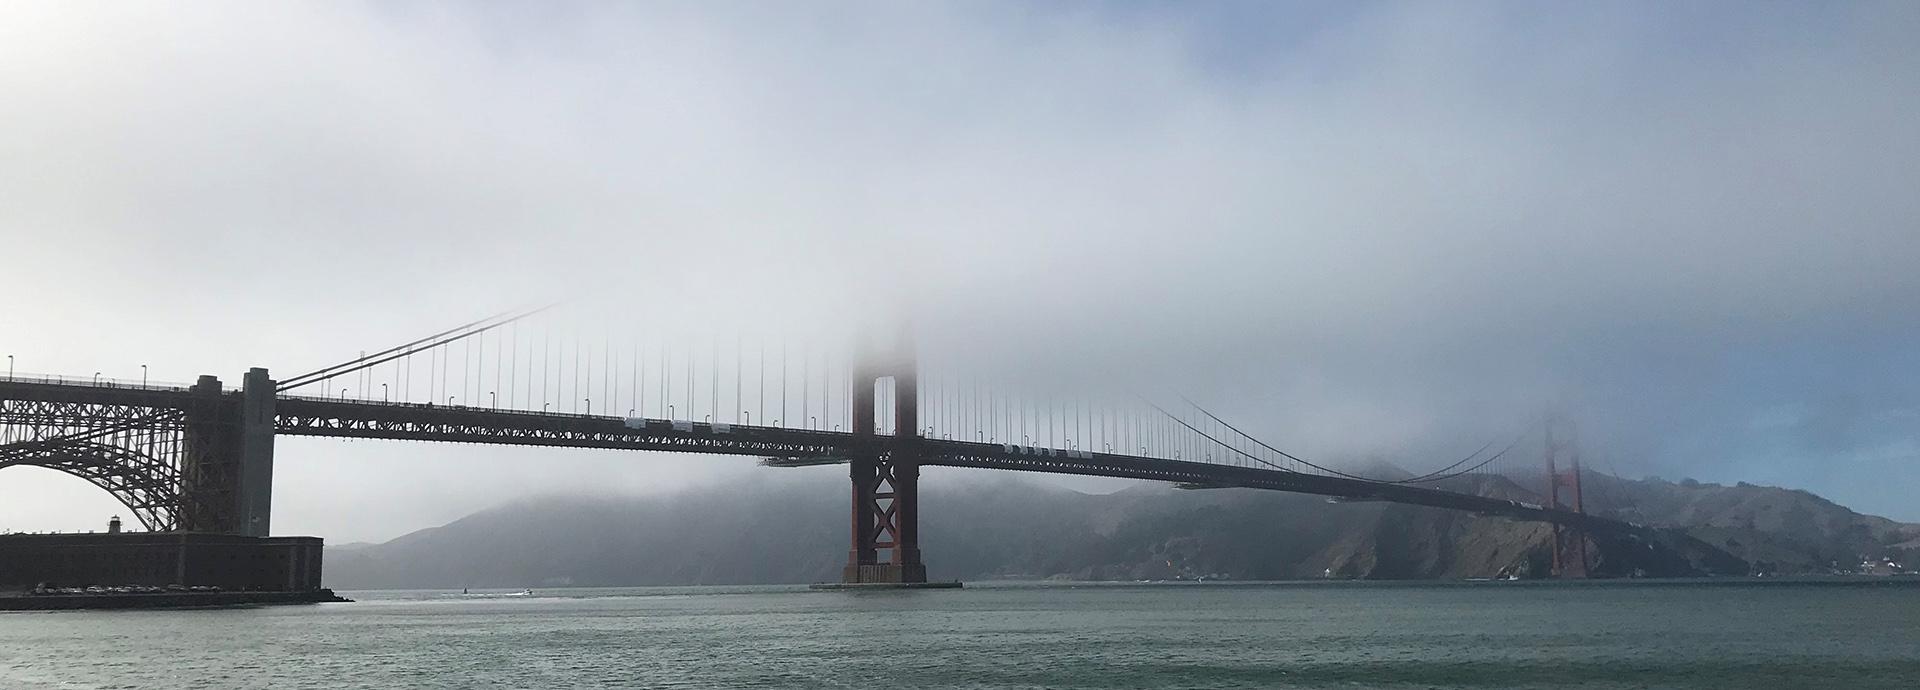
[3,5,1919,689]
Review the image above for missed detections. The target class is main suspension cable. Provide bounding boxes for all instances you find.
[1167,395,1519,485]
[278,304,557,393]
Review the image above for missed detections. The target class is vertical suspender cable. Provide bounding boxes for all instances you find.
[802,342,810,429]
[686,336,694,421]
[780,337,788,427]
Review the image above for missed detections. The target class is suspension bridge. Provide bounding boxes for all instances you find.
[1,307,1620,584]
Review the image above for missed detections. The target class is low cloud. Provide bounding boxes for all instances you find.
[2,1,1916,537]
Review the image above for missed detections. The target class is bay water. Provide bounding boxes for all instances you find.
[2,580,1916,688]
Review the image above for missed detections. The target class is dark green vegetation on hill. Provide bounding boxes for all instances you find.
[326,471,1919,589]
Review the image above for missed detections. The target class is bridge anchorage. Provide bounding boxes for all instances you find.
[0,368,276,536]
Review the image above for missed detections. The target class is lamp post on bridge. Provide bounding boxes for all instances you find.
[140,364,147,387]
[5,355,11,381]
[382,383,389,402]
[585,398,592,416]
[490,391,496,408]
[93,372,101,385]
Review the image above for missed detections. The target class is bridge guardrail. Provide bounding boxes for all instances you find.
[0,372,214,393]
[280,393,825,433]
[280,393,629,419]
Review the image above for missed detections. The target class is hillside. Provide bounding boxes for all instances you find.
[323,471,1916,589]
[1579,474,1920,575]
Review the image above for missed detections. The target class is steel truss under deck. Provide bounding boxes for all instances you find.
[274,398,850,458]
[3,379,1638,550]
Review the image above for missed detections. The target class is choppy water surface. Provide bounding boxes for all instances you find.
[3,580,1917,689]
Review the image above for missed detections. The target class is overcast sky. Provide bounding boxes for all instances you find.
[2,1,1917,541]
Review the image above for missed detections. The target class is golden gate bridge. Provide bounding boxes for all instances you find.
[2,306,1620,583]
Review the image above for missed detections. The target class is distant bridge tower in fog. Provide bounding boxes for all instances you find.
[1544,418,1590,578]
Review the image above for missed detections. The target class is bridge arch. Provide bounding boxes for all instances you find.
[0,441,181,532]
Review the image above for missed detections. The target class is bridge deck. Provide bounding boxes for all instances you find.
[3,380,1634,535]
[276,397,1629,534]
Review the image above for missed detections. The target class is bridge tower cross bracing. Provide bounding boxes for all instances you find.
[842,326,928,584]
